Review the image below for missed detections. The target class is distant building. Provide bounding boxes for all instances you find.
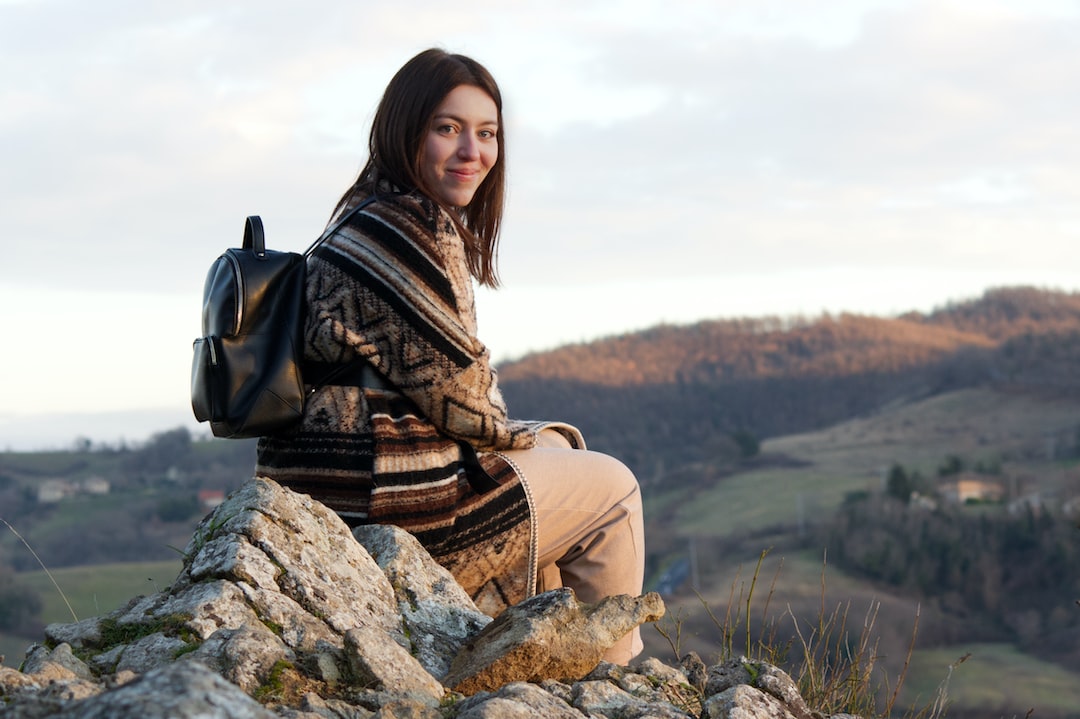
[82,476,110,495]
[938,473,1006,504]
[198,489,226,512]
[1062,496,1080,517]
[1008,492,1048,517]
[37,479,76,503]
[908,491,938,511]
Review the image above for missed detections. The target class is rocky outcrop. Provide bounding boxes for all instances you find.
[0,477,860,718]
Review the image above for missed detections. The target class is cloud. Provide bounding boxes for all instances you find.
[1,0,1079,426]
[488,0,1080,284]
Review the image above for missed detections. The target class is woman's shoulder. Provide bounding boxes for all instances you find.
[370,191,461,251]
[331,191,458,262]
[363,190,448,231]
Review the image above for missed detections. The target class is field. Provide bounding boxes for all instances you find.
[904,643,1080,717]
[2,385,1078,716]
[0,559,183,665]
[663,387,1080,539]
[642,386,1080,717]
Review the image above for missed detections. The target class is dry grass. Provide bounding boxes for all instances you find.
[653,548,969,718]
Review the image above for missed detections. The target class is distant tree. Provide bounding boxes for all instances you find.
[731,429,760,459]
[124,427,194,477]
[885,463,912,501]
[821,491,1080,656]
[155,494,200,523]
[938,454,964,477]
[702,434,742,468]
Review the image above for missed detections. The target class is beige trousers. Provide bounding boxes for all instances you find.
[500,429,646,664]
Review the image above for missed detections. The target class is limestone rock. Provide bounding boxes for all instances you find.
[181,477,402,640]
[295,690,377,718]
[342,625,444,703]
[51,661,278,719]
[572,679,648,716]
[353,523,491,679]
[43,616,104,650]
[702,683,800,719]
[0,664,43,695]
[443,587,666,695]
[681,651,708,693]
[185,623,293,694]
[455,681,584,718]
[1,477,851,719]
[705,658,812,719]
[114,633,193,674]
[21,643,94,682]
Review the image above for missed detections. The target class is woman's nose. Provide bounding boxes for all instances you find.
[457,135,480,159]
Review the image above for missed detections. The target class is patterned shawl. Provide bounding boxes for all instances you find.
[256,191,582,615]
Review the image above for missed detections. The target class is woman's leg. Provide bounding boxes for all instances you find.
[501,430,646,664]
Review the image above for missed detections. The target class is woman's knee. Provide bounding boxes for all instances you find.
[536,427,574,449]
[589,451,641,507]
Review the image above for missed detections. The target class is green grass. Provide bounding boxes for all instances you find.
[673,467,862,536]
[664,387,1080,541]
[9,493,142,540]
[0,449,122,479]
[18,559,184,623]
[0,559,183,666]
[901,643,1080,717]
[646,541,1080,718]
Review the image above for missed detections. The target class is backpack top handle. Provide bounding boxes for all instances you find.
[243,216,267,257]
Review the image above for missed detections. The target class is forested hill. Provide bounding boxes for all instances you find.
[497,286,1080,475]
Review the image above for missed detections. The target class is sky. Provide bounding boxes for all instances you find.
[1,0,1078,450]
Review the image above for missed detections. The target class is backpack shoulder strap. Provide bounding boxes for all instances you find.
[303,194,381,257]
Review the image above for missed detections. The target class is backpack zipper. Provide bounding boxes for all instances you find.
[226,252,244,334]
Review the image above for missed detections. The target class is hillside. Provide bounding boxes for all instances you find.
[4,285,1080,717]
[500,286,1080,384]
[640,383,1080,717]
[498,286,1080,476]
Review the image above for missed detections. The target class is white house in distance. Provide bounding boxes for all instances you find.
[36,476,111,503]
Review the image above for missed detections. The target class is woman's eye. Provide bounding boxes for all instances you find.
[437,124,457,135]
[478,129,495,140]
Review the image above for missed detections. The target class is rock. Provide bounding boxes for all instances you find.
[185,623,293,694]
[0,665,43,690]
[114,633,193,674]
[353,523,491,679]
[44,616,105,651]
[296,690,376,718]
[51,661,278,719]
[455,681,584,718]
[681,651,708,693]
[702,683,800,719]
[342,625,444,703]
[572,679,648,715]
[367,698,443,718]
[443,587,666,695]
[705,658,812,719]
[21,643,94,682]
[181,478,403,641]
[0,477,845,719]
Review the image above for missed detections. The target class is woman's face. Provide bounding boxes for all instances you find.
[419,84,499,208]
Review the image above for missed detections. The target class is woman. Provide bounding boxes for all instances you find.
[256,48,645,663]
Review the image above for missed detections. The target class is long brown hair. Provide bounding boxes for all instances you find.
[335,48,507,287]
